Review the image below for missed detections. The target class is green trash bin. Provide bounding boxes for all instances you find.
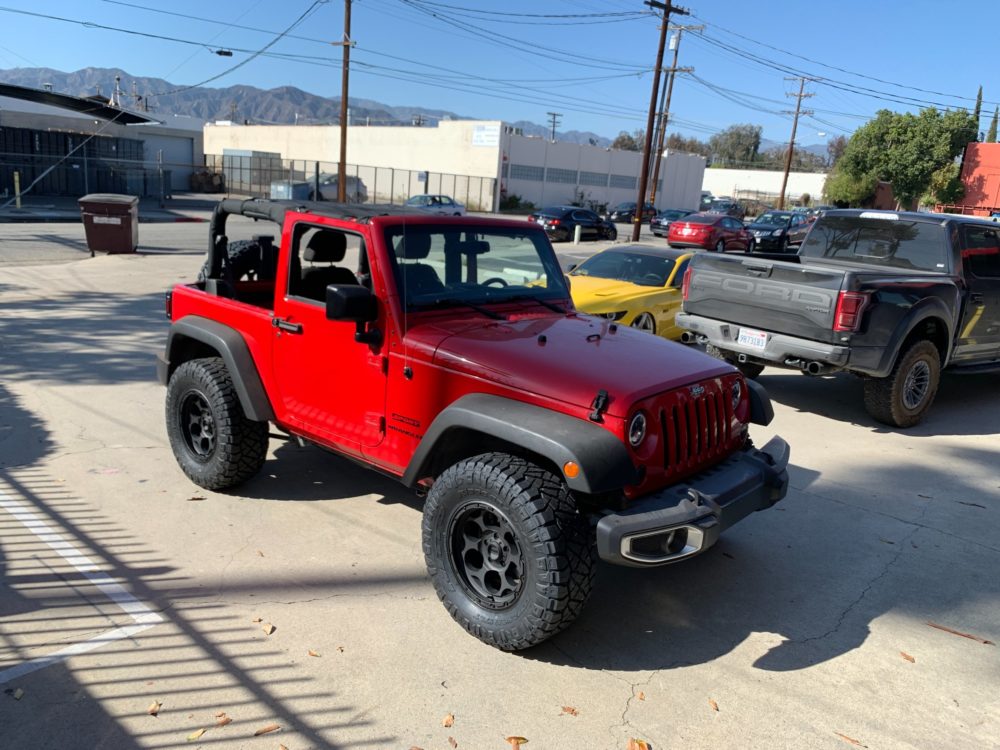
[78,194,139,254]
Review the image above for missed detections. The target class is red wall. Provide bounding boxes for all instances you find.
[959,143,1000,213]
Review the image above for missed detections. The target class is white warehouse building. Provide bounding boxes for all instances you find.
[203,119,707,213]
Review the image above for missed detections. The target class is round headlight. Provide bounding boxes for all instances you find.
[731,380,743,410]
[628,412,647,447]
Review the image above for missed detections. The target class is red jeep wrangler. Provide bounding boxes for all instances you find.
[157,199,790,650]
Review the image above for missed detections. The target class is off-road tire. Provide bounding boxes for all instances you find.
[422,452,596,651]
[197,239,262,283]
[165,357,269,489]
[705,344,765,379]
[863,340,941,428]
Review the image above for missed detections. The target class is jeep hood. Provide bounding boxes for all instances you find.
[418,314,731,417]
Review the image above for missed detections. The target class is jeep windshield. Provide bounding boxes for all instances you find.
[384,225,570,310]
[800,213,949,272]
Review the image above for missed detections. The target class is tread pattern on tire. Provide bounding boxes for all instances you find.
[422,452,596,651]
[197,240,261,283]
[863,340,940,428]
[165,357,269,490]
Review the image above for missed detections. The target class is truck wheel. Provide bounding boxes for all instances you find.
[705,344,765,379]
[422,452,596,651]
[165,357,269,489]
[197,240,261,282]
[863,340,941,428]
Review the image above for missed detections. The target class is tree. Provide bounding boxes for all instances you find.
[708,124,762,166]
[835,107,976,208]
[611,129,643,151]
[823,168,878,206]
[826,135,848,166]
[799,192,811,207]
[922,162,964,207]
[665,132,710,157]
[974,84,983,126]
[758,146,827,172]
[988,107,998,143]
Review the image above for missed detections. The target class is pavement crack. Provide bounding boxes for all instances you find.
[795,525,918,644]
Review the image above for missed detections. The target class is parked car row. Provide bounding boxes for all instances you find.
[527,205,617,241]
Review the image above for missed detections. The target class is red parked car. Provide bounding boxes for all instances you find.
[668,212,754,253]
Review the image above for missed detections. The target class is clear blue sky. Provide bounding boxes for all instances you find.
[0,0,995,151]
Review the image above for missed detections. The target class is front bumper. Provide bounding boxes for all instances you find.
[596,436,790,567]
[675,312,850,368]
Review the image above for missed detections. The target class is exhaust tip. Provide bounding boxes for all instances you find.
[680,331,695,344]
[620,525,706,564]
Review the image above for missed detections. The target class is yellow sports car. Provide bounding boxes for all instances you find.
[568,244,694,340]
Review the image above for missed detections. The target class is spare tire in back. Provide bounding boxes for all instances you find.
[198,239,261,282]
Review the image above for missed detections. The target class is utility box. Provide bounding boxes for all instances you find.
[78,194,139,254]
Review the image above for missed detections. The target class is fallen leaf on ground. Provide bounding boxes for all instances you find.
[186,496,205,502]
[561,706,578,716]
[187,728,206,742]
[279,745,288,750]
[147,700,161,716]
[637,691,645,701]
[506,737,528,749]
[448,737,457,748]
[214,712,226,718]
[251,617,262,623]
[926,621,995,645]
[708,699,719,712]
[13,688,24,700]
[442,713,454,727]
[408,747,424,750]
[834,731,867,747]
[216,715,232,727]
[308,649,320,657]
[627,739,650,750]
[257,550,265,557]
[262,623,276,635]
[900,651,915,663]
[337,646,345,652]
[253,723,280,736]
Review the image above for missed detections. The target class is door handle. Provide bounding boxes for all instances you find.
[272,317,303,334]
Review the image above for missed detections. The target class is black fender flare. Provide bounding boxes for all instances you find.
[402,394,637,494]
[158,316,275,422]
[872,297,956,376]
[746,379,774,426]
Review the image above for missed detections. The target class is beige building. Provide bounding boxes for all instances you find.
[203,119,706,213]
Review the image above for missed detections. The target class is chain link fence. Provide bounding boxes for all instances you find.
[204,154,496,212]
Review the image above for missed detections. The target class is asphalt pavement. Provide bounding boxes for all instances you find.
[0,219,998,749]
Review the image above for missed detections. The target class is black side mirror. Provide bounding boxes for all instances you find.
[326,284,378,322]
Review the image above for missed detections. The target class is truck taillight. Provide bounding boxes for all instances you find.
[681,266,692,301]
[165,290,173,319]
[833,290,870,332]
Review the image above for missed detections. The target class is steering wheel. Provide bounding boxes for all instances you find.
[641,273,664,285]
[482,277,509,287]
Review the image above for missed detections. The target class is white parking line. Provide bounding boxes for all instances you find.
[0,491,164,685]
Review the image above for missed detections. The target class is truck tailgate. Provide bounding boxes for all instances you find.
[683,253,847,342]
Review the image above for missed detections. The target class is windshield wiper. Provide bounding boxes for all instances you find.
[499,293,566,313]
[422,297,504,319]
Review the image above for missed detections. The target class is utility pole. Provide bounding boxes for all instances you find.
[649,24,700,207]
[335,0,354,202]
[777,76,814,209]
[633,1,688,242]
[546,111,562,142]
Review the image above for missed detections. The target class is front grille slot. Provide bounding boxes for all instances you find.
[657,380,732,478]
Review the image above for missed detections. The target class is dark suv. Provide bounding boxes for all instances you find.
[606,201,657,223]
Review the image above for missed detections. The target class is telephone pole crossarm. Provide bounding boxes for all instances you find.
[777,76,816,209]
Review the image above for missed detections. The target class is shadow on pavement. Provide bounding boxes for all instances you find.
[756,369,1000,437]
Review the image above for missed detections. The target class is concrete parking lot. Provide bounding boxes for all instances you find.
[0,219,998,749]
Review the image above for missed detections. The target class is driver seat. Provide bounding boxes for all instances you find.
[395,234,444,298]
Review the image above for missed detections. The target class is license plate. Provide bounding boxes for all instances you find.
[737,327,768,351]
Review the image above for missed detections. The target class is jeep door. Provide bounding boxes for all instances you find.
[271,221,386,450]
[955,223,1000,362]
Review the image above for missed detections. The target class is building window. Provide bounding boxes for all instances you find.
[510,164,544,181]
[545,167,578,184]
[579,170,607,187]
[610,174,636,190]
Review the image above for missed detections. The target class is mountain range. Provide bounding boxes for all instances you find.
[0,66,829,156]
